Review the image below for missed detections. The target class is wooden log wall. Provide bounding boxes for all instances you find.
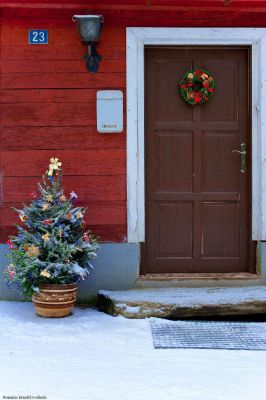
[0,11,126,242]
[1,0,266,242]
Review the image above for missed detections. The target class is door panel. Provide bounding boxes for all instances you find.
[158,133,193,192]
[143,46,253,274]
[201,202,240,258]
[156,202,193,257]
[201,132,239,192]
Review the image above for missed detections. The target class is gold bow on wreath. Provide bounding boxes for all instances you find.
[47,157,62,176]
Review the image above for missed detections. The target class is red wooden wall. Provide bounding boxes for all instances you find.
[1,0,266,243]
[0,8,127,242]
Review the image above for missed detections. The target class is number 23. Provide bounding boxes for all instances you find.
[32,31,45,42]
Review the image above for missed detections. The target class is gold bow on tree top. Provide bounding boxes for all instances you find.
[47,157,62,176]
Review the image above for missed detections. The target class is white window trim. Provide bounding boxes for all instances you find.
[126,27,266,243]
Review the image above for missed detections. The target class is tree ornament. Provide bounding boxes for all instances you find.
[70,191,78,200]
[7,263,15,272]
[40,270,51,278]
[179,68,215,105]
[6,239,14,249]
[9,271,15,279]
[59,194,67,202]
[7,264,16,280]
[46,194,53,203]
[42,233,50,241]
[43,219,53,225]
[47,157,62,176]
[83,232,90,242]
[26,245,40,257]
[31,192,38,199]
[19,213,28,222]
[42,203,49,211]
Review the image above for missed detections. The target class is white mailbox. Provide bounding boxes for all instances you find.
[97,90,123,133]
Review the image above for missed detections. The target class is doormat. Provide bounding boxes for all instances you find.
[150,320,266,350]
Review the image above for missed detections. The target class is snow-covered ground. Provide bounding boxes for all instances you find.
[0,301,265,400]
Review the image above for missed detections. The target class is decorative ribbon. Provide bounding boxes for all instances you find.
[47,158,62,176]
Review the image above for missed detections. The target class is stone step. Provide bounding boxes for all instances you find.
[98,286,266,319]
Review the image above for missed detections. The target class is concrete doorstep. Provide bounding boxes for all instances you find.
[98,286,266,319]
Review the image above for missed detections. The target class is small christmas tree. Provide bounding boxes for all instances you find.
[5,157,99,297]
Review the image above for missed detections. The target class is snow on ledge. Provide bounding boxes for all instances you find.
[98,287,266,306]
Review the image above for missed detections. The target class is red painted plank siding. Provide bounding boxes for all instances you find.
[0,89,100,103]
[2,176,126,203]
[0,224,127,243]
[0,204,127,241]
[1,1,266,242]
[1,43,125,60]
[1,60,126,74]
[2,3,266,29]
[1,203,126,226]
[0,26,125,45]
[1,73,126,89]
[0,150,126,177]
[0,127,125,150]
[0,16,127,241]
[1,103,96,126]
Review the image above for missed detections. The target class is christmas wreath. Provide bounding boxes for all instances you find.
[179,68,215,105]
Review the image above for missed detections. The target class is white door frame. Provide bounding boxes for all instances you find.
[126,27,266,243]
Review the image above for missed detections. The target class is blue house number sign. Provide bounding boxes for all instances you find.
[29,30,48,44]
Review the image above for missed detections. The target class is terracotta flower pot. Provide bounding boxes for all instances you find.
[32,283,78,318]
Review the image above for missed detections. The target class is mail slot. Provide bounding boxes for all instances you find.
[96,90,123,133]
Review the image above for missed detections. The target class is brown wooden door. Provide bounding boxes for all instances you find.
[143,46,253,274]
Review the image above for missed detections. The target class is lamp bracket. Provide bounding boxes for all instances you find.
[82,43,102,73]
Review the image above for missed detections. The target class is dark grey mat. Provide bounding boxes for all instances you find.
[150,320,266,350]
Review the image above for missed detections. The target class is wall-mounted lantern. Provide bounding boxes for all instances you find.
[72,15,104,73]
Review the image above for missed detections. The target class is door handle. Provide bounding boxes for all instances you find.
[232,143,247,173]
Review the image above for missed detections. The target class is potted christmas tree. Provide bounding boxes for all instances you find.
[5,158,99,318]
